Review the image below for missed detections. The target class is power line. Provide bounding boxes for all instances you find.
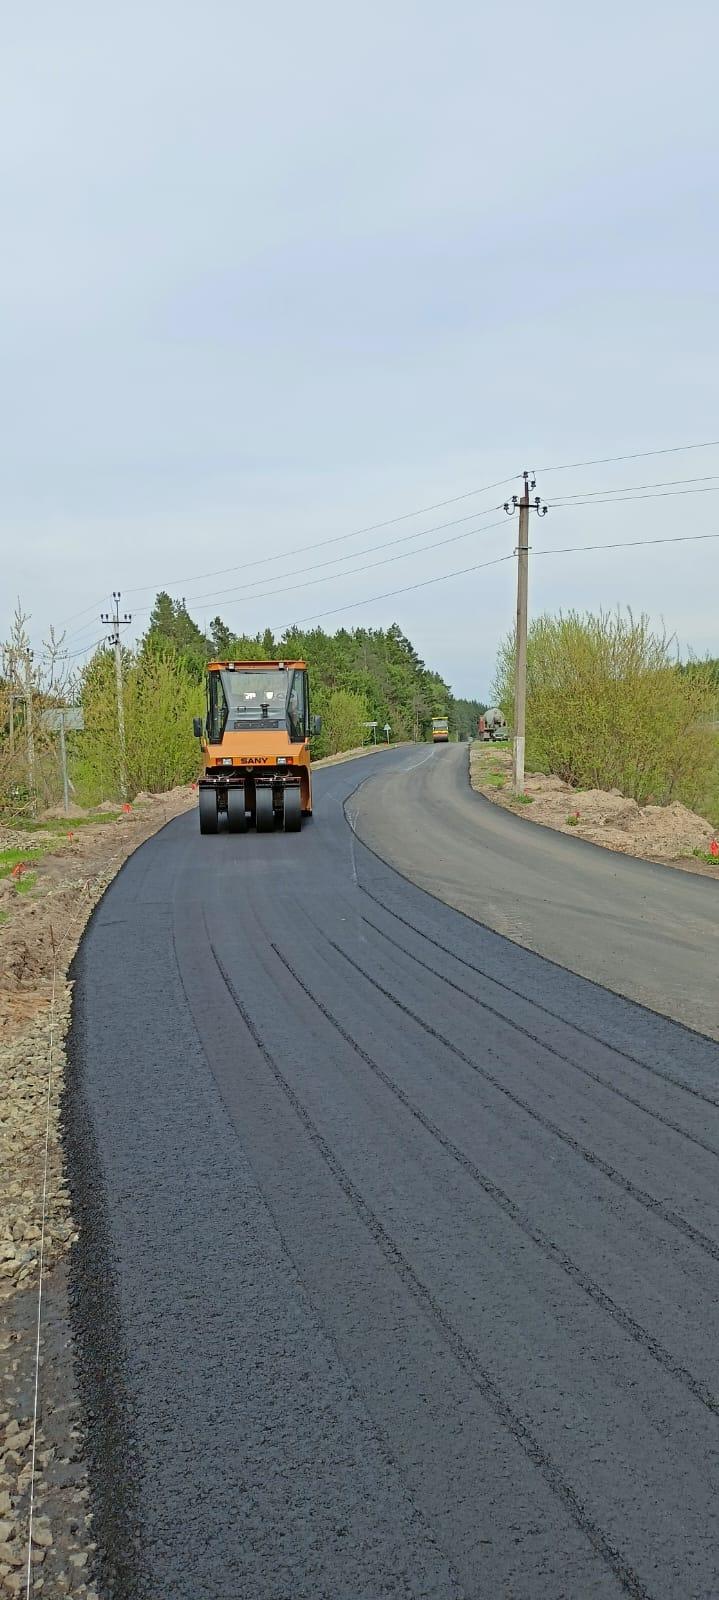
[59,597,108,630]
[547,473,719,503]
[547,484,719,509]
[275,528,719,631]
[54,433,719,633]
[119,473,519,601]
[57,489,514,639]
[128,514,509,619]
[57,528,719,653]
[275,553,516,630]
[534,531,719,556]
[536,437,719,476]
[61,636,107,659]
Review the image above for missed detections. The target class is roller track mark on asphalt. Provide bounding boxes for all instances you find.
[353,879,719,1111]
[204,933,652,1600]
[323,935,719,1267]
[269,936,719,1419]
[360,914,719,1163]
[169,915,468,1600]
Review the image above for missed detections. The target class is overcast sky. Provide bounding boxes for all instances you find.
[2,1,717,698]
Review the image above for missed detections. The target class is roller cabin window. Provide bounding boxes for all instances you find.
[206,668,309,742]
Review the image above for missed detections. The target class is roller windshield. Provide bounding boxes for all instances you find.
[208,668,307,741]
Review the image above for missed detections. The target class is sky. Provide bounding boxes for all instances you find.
[2,0,718,698]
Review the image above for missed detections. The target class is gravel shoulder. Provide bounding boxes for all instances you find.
[0,787,194,1598]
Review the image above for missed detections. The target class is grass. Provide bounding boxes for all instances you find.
[3,810,120,832]
[513,794,534,805]
[692,847,719,866]
[14,872,37,894]
[0,848,44,878]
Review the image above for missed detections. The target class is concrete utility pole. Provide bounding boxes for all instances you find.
[23,649,36,814]
[504,473,547,795]
[101,591,132,800]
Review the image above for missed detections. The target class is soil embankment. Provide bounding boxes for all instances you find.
[470,743,718,875]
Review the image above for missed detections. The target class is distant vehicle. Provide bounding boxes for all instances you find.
[431,717,449,743]
[477,708,508,741]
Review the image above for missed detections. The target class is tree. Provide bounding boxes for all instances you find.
[210,616,234,658]
[492,608,718,810]
[454,698,488,739]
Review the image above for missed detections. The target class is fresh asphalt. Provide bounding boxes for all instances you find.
[353,744,719,1039]
[66,744,719,1599]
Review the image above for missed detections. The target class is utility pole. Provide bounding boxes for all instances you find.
[101,591,132,800]
[504,473,547,795]
[23,649,36,814]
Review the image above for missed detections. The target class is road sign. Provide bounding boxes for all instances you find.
[383,724,391,733]
[40,708,84,814]
[40,708,84,732]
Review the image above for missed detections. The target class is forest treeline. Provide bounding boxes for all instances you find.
[68,594,473,802]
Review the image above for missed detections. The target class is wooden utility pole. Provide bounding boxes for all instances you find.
[504,473,547,795]
[101,591,132,800]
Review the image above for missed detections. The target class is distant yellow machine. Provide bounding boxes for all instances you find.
[431,717,449,743]
[194,660,321,833]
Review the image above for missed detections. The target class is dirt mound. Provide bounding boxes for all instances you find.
[470,744,717,870]
[40,801,90,820]
[0,936,46,987]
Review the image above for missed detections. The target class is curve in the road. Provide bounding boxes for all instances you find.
[351,743,719,1039]
[65,747,719,1600]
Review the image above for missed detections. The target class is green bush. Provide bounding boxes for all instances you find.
[72,645,202,804]
[493,610,719,814]
[311,688,369,757]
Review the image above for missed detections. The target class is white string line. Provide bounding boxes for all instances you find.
[23,815,180,1593]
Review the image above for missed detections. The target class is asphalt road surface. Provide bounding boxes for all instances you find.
[66,746,719,1600]
[353,744,719,1039]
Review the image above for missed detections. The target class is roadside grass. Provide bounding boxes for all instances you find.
[0,848,44,878]
[4,810,120,832]
[692,848,719,866]
[14,872,38,893]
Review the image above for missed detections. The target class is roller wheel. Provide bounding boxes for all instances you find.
[199,787,218,835]
[227,785,247,833]
[283,786,301,832]
[255,787,274,832]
